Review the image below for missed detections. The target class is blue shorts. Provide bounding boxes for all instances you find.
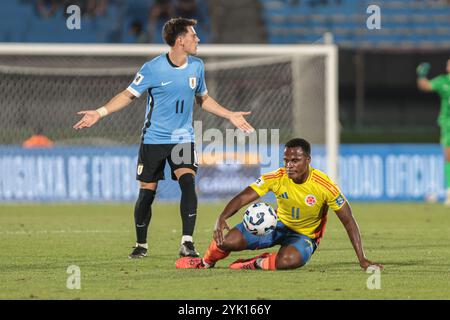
[235,220,318,267]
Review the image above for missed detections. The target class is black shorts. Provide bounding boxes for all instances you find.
[136,143,198,182]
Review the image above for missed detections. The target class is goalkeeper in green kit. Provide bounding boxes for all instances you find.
[417,59,450,205]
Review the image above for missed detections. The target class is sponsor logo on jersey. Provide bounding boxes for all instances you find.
[137,164,144,175]
[305,194,317,206]
[189,76,196,89]
[133,73,144,85]
[335,194,345,206]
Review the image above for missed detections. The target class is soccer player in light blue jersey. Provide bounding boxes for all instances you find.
[73,18,254,259]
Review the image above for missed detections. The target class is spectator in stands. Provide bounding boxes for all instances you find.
[420,0,450,5]
[35,0,59,18]
[175,0,200,20]
[149,0,175,23]
[175,0,208,40]
[128,20,150,43]
[148,0,175,42]
[62,0,108,17]
[85,0,108,17]
[22,128,54,148]
[63,0,87,15]
[307,0,342,6]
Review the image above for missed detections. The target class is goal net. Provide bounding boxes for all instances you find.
[0,44,338,201]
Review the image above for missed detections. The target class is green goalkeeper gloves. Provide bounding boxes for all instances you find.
[416,62,430,79]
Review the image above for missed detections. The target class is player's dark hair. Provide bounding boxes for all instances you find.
[285,138,311,156]
[163,17,197,47]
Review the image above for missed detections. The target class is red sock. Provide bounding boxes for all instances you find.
[259,253,277,270]
[203,240,230,266]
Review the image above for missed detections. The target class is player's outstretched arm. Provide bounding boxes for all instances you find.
[73,90,136,130]
[416,62,433,92]
[335,202,384,270]
[213,187,260,245]
[196,94,255,133]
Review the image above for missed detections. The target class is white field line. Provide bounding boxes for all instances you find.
[0,229,213,235]
[0,229,128,235]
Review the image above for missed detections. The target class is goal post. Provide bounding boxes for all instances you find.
[0,43,339,181]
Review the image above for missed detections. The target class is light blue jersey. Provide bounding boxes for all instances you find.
[127,53,208,144]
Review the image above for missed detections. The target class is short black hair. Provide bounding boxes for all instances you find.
[285,138,311,156]
[162,17,197,47]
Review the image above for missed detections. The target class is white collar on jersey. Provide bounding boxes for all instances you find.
[166,53,188,70]
[174,62,188,70]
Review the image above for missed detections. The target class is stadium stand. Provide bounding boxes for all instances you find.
[0,0,211,43]
[3,0,447,47]
[260,0,450,47]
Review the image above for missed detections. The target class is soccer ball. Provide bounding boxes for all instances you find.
[242,202,278,236]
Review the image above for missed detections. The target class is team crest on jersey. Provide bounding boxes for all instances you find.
[137,164,144,176]
[189,76,196,89]
[305,194,317,206]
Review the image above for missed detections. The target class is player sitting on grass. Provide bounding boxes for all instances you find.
[176,138,383,270]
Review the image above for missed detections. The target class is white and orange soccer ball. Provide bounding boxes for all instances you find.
[242,202,278,236]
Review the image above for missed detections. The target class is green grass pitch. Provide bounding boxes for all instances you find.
[0,202,449,299]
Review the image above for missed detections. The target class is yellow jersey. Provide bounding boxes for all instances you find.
[249,167,346,242]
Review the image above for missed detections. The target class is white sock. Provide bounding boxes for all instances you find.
[181,235,193,244]
[136,242,148,249]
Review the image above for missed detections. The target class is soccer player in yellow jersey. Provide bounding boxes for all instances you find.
[176,138,383,271]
